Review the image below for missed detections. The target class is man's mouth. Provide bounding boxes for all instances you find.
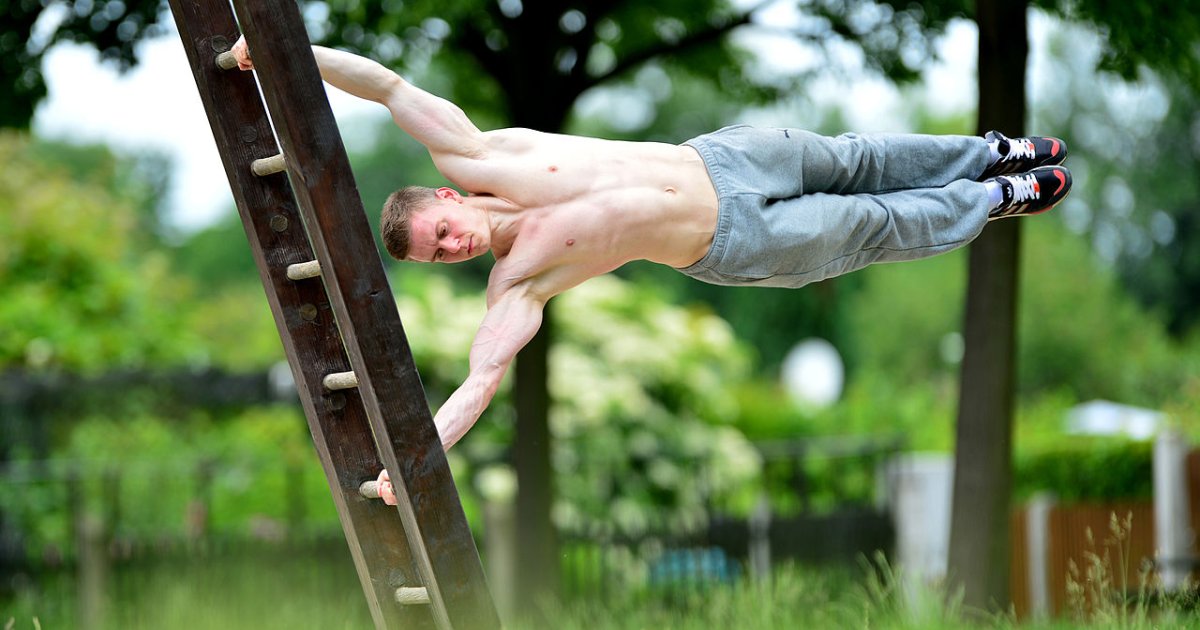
[467,237,473,255]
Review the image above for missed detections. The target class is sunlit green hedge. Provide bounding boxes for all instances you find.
[1014,438,1154,502]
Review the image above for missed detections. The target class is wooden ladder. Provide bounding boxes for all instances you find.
[168,1,501,628]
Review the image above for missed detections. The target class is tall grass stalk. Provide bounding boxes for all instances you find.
[1063,511,1179,630]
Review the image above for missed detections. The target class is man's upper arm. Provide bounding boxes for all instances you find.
[306,45,478,154]
[383,81,487,163]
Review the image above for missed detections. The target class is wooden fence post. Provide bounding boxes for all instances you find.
[1024,493,1055,619]
[1155,429,1193,590]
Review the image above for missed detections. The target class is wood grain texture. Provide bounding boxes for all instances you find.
[167,1,474,627]
[227,1,500,628]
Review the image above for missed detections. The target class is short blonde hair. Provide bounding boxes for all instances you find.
[380,186,437,260]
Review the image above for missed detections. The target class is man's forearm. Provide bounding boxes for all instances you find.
[434,366,505,450]
[434,285,546,449]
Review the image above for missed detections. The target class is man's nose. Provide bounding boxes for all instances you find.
[440,236,460,253]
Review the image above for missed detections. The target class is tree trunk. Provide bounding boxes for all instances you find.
[947,0,1027,612]
[513,306,559,612]
[504,14,572,608]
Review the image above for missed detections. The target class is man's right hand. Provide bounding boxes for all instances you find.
[231,35,254,71]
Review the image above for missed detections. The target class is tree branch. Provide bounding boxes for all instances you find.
[451,13,513,100]
[583,7,761,92]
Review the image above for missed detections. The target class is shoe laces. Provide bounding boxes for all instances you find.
[1006,173,1040,204]
[1004,138,1036,161]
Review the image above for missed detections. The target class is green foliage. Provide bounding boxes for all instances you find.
[844,251,966,390]
[1017,217,1197,405]
[2,541,373,629]
[167,214,259,288]
[0,132,203,372]
[0,0,169,129]
[813,0,966,83]
[0,405,339,559]
[1034,22,1200,336]
[11,546,1200,629]
[1060,511,1190,629]
[832,207,1200,410]
[308,0,980,137]
[313,0,788,129]
[390,272,762,531]
[1014,439,1153,502]
[549,276,761,527]
[180,284,284,369]
[24,138,173,244]
[1047,0,1200,88]
[531,563,861,630]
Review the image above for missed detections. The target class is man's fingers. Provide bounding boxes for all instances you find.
[232,35,253,71]
[375,468,398,505]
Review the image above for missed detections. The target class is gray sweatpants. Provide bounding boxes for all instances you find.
[678,125,991,288]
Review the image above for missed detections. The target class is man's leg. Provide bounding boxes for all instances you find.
[785,166,1074,277]
[724,179,992,286]
[699,127,992,200]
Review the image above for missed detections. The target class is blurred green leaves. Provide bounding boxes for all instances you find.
[1014,438,1154,502]
[0,133,203,373]
[391,272,762,533]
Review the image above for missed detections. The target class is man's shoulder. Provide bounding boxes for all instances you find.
[481,127,542,150]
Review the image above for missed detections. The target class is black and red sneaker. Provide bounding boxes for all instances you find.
[980,130,1067,179]
[987,166,1072,220]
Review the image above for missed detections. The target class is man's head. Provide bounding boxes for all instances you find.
[381,185,490,263]
[380,185,432,260]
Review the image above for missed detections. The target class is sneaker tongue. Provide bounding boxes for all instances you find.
[995,132,1011,157]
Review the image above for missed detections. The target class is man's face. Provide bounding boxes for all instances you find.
[407,188,490,264]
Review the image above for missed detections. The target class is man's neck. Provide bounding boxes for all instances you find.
[465,194,521,258]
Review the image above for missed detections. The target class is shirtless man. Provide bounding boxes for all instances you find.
[231,38,1071,458]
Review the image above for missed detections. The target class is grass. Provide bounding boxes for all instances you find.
[2,540,371,629]
[4,535,1200,629]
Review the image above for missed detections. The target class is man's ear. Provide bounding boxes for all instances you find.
[435,187,462,203]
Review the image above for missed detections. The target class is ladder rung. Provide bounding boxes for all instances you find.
[359,480,381,499]
[287,260,322,280]
[251,153,287,176]
[323,371,358,391]
[215,50,238,70]
[395,587,430,605]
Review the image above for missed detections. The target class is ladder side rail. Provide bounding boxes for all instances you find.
[231,2,500,629]
[168,3,433,628]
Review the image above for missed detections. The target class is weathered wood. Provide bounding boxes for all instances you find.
[167,2,435,628]
[230,2,500,629]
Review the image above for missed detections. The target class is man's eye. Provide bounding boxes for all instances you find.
[435,249,443,261]
[438,226,447,238]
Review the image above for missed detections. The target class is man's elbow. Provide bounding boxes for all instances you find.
[379,72,405,99]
